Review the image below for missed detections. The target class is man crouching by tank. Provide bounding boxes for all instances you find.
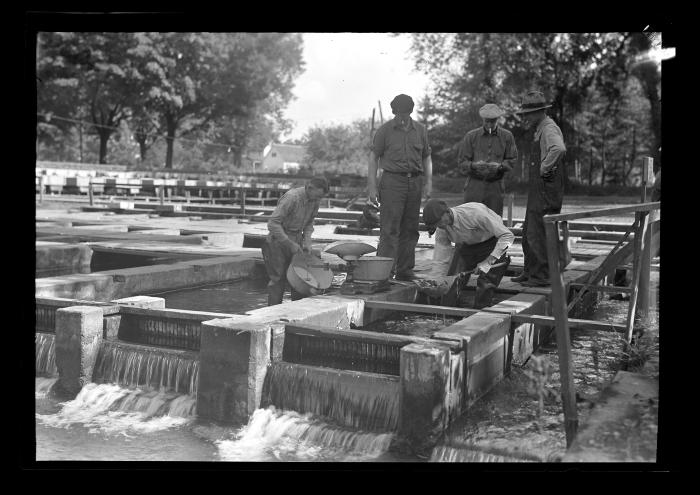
[262,176,329,306]
[422,198,514,309]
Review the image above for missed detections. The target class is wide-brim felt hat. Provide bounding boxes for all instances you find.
[478,103,505,119]
[515,91,552,114]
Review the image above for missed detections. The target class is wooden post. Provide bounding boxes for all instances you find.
[185,190,191,203]
[39,175,45,203]
[544,219,578,447]
[208,189,214,204]
[638,157,654,318]
[159,185,164,205]
[88,180,94,206]
[240,187,247,215]
[625,211,649,343]
[507,193,514,228]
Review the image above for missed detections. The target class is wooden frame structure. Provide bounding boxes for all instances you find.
[544,199,660,446]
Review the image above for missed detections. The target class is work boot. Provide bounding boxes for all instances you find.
[522,278,549,287]
[511,273,529,283]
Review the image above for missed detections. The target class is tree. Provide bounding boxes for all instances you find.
[127,32,304,169]
[405,33,642,185]
[303,119,371,176]
[37,32,141,164]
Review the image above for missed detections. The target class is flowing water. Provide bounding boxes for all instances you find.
[431,272,660,462]
[34,274,659,463]
[36,332,56,377]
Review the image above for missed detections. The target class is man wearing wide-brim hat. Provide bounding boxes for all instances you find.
[511,90,567,287]
[457,103,518,217]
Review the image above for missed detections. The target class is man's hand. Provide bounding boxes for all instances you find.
[474,255,497,274]
[289,242,304,255]
[368,185,379,206]
[541,167,555,182]
[423,181,432,200]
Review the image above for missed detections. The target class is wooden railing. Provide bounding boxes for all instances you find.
[543,195,660,447]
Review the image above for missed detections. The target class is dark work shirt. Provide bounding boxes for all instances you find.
[371,117,431,173]
[457,126,517,180]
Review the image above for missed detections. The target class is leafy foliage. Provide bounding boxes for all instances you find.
[37,32,304,169]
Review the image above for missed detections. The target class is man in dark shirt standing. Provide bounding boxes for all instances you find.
[262,176,328,305]
[368,94,433,281]
[512,91,566,287]
[457,103,518,217]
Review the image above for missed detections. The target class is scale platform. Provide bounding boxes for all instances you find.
[339,279,391,295]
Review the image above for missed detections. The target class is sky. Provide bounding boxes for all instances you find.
[281,33,432,141]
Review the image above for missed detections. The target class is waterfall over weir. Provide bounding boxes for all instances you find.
[217,407,395,462]
[36,333,57,377]
[265,362,400,433]
[93,340,199,396]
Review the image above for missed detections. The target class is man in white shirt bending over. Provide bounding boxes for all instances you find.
[423,199,514,308]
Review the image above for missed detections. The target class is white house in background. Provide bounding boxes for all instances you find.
[261,143,308,173]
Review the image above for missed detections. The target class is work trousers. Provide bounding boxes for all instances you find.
[522,141,564,283]
[377,172,422,277]
[463,177,504,216]
[448,236,511,309]
[261,232,305,306]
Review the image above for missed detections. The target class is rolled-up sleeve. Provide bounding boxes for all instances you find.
[540,124,566,173]
[477,213,515,259]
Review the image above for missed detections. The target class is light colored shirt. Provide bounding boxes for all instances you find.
[535,116,566,174]
[371,117,431,173]
[443,202,514,260]
[267,186,320,247]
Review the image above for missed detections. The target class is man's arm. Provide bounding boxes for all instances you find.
[368,150,379,205]
[423,154,432,200]
[301,202,320,250]
[540,123,566,175]
[267,194,299,251]
[477,212,515,261]
[500,132,518,173]
[368,126,385,205]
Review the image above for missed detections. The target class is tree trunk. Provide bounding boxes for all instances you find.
[97,127,111,164]
[137,139,148,162]
[601,130,607,186]
[165,114,177,169]
[588,148,593,186]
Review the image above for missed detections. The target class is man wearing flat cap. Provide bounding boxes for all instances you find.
[368,93,433,281]
[423,198,513,308]
[512,90,566,287]
[457,103,518,217]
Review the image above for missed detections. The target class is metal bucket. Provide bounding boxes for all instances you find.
[286,253,333,297]
[353,256,394,282]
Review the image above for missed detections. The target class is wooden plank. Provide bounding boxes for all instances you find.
[545,220,578,447]
[544,202,660,223]
[569,283,633,295]
[625,211,649,343]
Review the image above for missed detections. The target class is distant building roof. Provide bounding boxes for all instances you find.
[267,143,307,163]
